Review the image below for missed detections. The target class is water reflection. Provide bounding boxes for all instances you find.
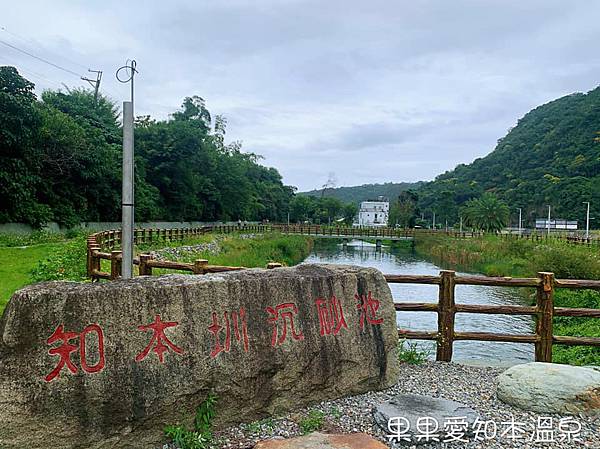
[303,240,534,365]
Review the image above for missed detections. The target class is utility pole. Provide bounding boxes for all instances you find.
[459,216,463,233]
[116,60,137,279]
[518,208,522,236]
[584,202,590,240]
[81,69,103,105]
[432,212,436,230]
[547,205,551,237]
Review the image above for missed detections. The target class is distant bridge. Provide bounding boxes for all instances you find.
[270,224,414,242]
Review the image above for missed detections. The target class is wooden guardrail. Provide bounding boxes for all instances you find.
[387,270,600,363]
[501,231,600,246]
[87,225,284,280]
[87,225,600,362]
[86,224,481,280]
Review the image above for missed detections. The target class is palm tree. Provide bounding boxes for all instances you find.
[461,193,509,233]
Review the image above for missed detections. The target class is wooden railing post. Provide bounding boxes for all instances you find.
[437,270,456,362]
[110,250,122,280]
[535,271,555,362]
[89,244,101,281]
[192,259,209,274]
[139,253,153,276]
[86,240,94,277]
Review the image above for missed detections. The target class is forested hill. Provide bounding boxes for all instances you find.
[417,86,600,226]
[301,182,421,204]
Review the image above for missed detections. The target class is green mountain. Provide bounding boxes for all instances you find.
[417,86,600,227]
[301,182,422,205]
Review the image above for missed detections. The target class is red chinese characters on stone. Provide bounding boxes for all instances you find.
[266,303,305,347]
[135,314,183,363]
[45,323,105,382]
[355,291,384,330]
[315,295,348,336]
[208,308,250,358]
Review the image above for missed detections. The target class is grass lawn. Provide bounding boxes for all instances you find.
[0,243,65,312]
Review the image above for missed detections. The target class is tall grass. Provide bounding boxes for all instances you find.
[415,234,600,365]
[0,230,69,247]
[1,232,313,316]
[150,233,313,268]
[415,234,600,279]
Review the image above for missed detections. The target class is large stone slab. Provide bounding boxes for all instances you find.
[0,264,398,449]
[254,432,388,449]
[497,362,600,415]
[373,394,478,445]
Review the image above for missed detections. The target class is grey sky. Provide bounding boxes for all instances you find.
[2,0,599,191]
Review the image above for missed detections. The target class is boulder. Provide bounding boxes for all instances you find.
[0,264,398,449]
[254,432,388,449]
[497,362,600,415]
[373,394,478,445]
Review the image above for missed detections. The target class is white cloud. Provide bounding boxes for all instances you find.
[1,0,599,190]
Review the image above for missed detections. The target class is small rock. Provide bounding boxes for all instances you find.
[497,362,600,415]
[253,432,387,448]
[373,393,478,445]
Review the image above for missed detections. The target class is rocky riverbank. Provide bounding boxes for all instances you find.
[161,361,600,448]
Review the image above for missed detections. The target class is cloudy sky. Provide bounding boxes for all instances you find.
[2,1,599,191]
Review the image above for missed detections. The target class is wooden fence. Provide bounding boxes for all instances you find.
[388,270,600,363]
[501,231,600,246]
[86,224,483,281]
[87,225,284,280]
[86,225,600,363]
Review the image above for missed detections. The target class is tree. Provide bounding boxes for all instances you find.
[417,86,600,228]
[0,68,322,228]
[461,193,509,232]
[342,203,358,225]
[390,190,418,227]
[0,66,48,225]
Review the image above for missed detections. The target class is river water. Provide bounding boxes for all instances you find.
[302,240,534,365]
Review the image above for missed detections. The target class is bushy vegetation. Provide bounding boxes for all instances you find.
[416,86,600,228]
[299,410,325,435]
[416,234,600,279]
[164,393,218,449]
[144,233,313,269]
[0,242,66,311]
[0,231,312,315]
[415,234,600,365]
[29,236,88,283]
[397,339,431,365]
[0,230,68,247]
[288,195,358,225]
[0,66,294,227]
[0,229,91,310]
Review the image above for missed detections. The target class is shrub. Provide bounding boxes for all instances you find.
[164,393,218,449]
[30,237,88,282]
[299,410,324,434]
[397,339,431,365]
[0,230,66,247]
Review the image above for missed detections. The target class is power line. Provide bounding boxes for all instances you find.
[0,55,63,89]
[0,38,82,78]
[0,30,120,101]
[1,25,89,71]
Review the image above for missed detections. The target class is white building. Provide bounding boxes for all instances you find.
[357,200,389,227]
[535,219,578,231]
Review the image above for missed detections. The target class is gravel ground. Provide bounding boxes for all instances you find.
[151,240,223,260]
[161,362,600,449]
[152,234,258,261]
